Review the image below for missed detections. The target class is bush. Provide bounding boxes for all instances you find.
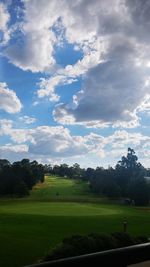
[111,232,137,247]
[44,232,148,262]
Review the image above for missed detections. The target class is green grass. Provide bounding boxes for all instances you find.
[30,176,96,200]
[0,176,150,267]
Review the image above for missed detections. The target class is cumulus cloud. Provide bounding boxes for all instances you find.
[36,43,102,101]
[0,123,89,157]
[37,76,77,102]
[138,95,150,115]
[2,0,150,128]
[5,29,56,72]
[0,82,22,113]
[53,1,148,127]
[107,130,150,148]
[0,143,28,153]
[52,1,150,127]
[28,126,89,157]
[54,56,149,126]
[1,120,150,164]
[0,119,13,136]
[0,114,150,167]
[4,0,61,72]
[0,2,10,45]
[19,115,36,124]
[0,144,30,163]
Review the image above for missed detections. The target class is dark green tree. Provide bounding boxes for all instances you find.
[116,148,149,205]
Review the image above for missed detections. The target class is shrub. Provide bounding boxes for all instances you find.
[44,232,148,262]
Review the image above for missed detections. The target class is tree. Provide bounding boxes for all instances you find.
[84,168,95,181]
[117,148,138,169]
[128,178,150,206]
[104,183,121,198]
[0,158,45,197]
[13,179,29,197]
[116,148,149,205]
[72,163,83,179]
[115,147,145,186]
[0,165,29,197]
[0,159,10,170]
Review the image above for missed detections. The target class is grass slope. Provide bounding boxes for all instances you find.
[0,176,150,267]
[30,175,96,200]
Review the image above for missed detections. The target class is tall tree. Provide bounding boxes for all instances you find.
[116,148,149,205]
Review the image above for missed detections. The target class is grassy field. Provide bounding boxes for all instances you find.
[30,175,96,200]
[0,176,150,267]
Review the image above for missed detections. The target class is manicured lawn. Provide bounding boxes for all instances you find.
[0,176,150,267]
[30,176,96,200]
[0,200,150,267]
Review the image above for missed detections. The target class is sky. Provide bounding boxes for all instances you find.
[0,0,150,168]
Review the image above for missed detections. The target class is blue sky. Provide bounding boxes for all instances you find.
[0,0,150,168]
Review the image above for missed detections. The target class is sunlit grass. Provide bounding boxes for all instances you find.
[30,175,95,200]
[0,176,150,267]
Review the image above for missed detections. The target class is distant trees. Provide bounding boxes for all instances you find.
[116,148,145,182]
[0,159,44,197]
[49,163,84,179]
[54,148,148,206]
[0,148,149,204]
[44,148,150,205]
[115,148,149,205]
[89,166,121,198]
[127,178,150,206]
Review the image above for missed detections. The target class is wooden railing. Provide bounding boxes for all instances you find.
[24,242,150,267]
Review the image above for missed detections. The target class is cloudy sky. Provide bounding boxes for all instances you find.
[0,0,150,167]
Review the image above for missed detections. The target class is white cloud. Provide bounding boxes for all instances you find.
[2,0,109,73]
[107,130,150,147]
[36,30,106,101]
[28,126,89,157]
[37,76,77,102]
[0,143,28,153]
[9,129,34,144]
[4,0,66,72]
[0,82,22,113]
[138,94,150,114]
[0,124,90,157]
[54,39,150,127]
[0,2,10,45]
[5,29,56,72]
[2,0,150,130]
[0,144,29,163]
[0,119,33,144]
[0,3,9,30]
[19,115,36,124]
[0,120,150,166]
[0,119,13,136]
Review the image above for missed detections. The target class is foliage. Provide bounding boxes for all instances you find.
[44,148,150,206]
[44,232,148,261]
[115,148,149,205]
[0,147,149,204]
[88,148,149,205]
[127,178,150,206]
[0,159,44,197]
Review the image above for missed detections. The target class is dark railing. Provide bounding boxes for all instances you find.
[24,242,150,267]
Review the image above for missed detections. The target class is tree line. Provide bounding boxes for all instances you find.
[0,148,150,204]
[0,159,44,197]
[45,148,150,205]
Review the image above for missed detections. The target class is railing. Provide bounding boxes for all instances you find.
[24,242,150,267]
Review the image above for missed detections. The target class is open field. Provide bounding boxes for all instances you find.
[0,176,150,267]
[30,175,97,200]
